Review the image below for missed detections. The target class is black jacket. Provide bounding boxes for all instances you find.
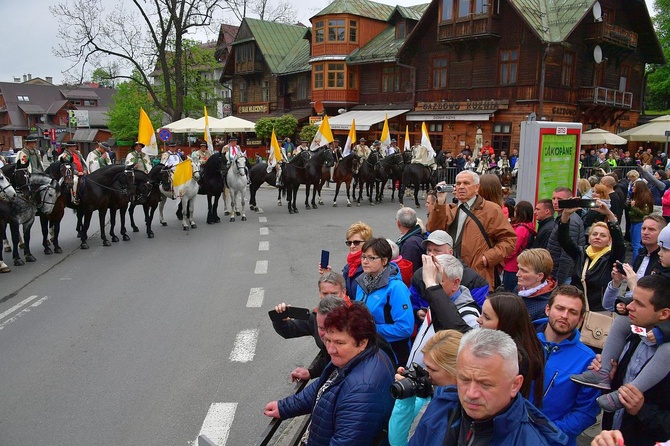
[533,217,555,250]
[558,220,625,311]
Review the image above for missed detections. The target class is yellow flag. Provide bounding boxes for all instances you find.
[381,114,391,151]
[421,122,436,157]
[204,106,213,153]
[173,159,193,198]
[310,115,334,150]
[404,125,410,152]
[270,128,282,163]
[138,108,158,156]
[343,119,356,156]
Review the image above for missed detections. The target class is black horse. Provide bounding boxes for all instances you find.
[380,152,405,203]
[399,152,437,208]
[197,152,227,224]
[42,160,80,254]
[280,149,322,214]
[77,165,136,249]
[353,150,382,206]
[128,166,163,238]
[249,150,313,212]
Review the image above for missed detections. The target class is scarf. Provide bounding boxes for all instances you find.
[360,264,390,295]
[517,280,548,297]
[585,245,611,270]
[346,250,362,278]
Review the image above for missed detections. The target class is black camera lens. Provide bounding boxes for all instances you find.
[390,378,418,399]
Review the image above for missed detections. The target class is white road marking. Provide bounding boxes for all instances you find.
[259,227,269,236]
[0,295,39,320]
[229,329,258,362]
[258,217,267,223]
[254,260,268,274]
[0,296,49,331]
[246,288,264,308]
[59,277,72,281]
[193,402,238,446]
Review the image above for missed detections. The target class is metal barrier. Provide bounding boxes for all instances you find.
[254,353,323,446]
[437,166,459,185]
[580,165,639,179]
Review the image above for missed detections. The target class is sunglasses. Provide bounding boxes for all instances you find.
[345,240,365,247]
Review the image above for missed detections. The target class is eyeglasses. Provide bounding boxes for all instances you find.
[345,240,364,247]
[361,255,381,262]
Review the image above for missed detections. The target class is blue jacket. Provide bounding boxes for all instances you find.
[409,386,568,446]
[355,263,414,344]
[278,346,395,446]
[342,263,363,300]
[533,319,600,446]
[397,225,425,273]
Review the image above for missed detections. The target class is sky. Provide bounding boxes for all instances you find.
[0,0,658,85]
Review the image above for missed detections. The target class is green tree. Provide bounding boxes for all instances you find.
[107,75,161,141]
[254,117,276,140]
[646,0,670,110]
[299,124,318,143]
[254,114,299,140]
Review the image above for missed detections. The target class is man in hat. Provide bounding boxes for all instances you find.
[352,137,370,174]
[58,142,87,203]
[125,141,151,173]
[595,147,611,176]
[190,142,211,166]
[371,140,384,158]
[294,139,309,157]
[17,137,44,173]
[161,142,182,168]
[223,136,242,165]
[86,141,112,173]
[267,141,288,187]
[386,139,398,156]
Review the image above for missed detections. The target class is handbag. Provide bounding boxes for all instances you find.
[579,258,614,349]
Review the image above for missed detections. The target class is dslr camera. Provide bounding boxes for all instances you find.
[435,184,453,193]
[390,362,433,399]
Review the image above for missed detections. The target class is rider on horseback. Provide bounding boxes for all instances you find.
[410,142,437,171]
[86,141,112,173]
[17,137,44,173]
[125,142,151,173]
[191,142,211,166]
[160,142,183,197]
[267,139,288,187]
[58,141,87,204]
[352,138,369,174]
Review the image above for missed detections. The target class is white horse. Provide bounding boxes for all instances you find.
[158,158,201,230]
[224,153,247,222]
[0,171,16,201]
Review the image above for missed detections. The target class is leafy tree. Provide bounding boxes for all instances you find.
[646,0,670,110]
[254,114,299,140]
[51,0,220,122]
[299,124,318,143]
[91,64,119,88]
[107,74,162,141]
[255,117,275,140]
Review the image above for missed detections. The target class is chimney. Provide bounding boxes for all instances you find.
[27,73,32,80]
[13,77,21,83]
[46,77,53,84]
[23,74,27,82]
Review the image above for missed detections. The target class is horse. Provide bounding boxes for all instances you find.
[77,165,137,249]
[249,150,312,212]
[158,158,201,230]
[42,160,80,254]
[128,166,163,238]
[1,171,59,264]
[197,152,226,224]
[280,149,319,214]
[353,150,381,206]
[0,170,15,201]
[330,153,359,207]
[302,146,334,210]
[0,171,17,272]
[399,156,437,209]
[379,152,404,203]
[498,167,515,189]
[224,153,248,222]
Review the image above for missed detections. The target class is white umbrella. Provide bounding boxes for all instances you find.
[619,115,670,142]
[580,128,628,146]
[162,117,199,133]
[212,115,256,132]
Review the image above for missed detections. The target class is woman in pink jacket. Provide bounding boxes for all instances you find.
[502,201,536,291]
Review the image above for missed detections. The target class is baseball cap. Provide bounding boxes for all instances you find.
[421,230,453,248]
[658,225,670,249]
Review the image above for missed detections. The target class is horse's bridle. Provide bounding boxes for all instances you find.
[0,174,15,200]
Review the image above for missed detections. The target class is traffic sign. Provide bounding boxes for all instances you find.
[158,128,172,142]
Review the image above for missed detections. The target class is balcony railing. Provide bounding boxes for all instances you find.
[578,87,632,109]
[438,16,501,42]
[585,22,638,50]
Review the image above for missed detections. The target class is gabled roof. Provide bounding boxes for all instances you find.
[59,89,100,100]
[508,0,594,42]
[276,36,311,75]
[312,0,395,22]
[392,4,428,21]
[236,18,309,74]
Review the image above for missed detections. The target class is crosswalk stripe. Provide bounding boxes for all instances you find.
[194,402,238,446]
[246,288,264,308]
[254,260,268,274]
[229,329,258,362]
[258,241,269,251]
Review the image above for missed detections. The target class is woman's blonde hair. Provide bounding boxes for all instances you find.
[346,221,373,240]
[589,221,611,240]
[577,178,591,196]
[422,329,462,377]
[517,248,553,281]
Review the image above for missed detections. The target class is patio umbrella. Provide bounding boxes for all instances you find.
[619,115,670,142]
[580,128,628,146]
[163,117,199,133]
[210,115,256,132]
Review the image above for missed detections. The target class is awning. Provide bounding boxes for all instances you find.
[325,109,409,131]
[406,110,496,122]
[71,129,99,142]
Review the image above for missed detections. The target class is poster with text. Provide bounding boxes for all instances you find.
[538,132,578,200]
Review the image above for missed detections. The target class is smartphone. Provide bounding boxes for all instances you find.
[615,260,626,274]
[268,306,311,322]
[557,198,599,209]
[320,250,330,268]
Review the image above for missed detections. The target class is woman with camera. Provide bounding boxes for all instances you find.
[388,330,463,446]
[264,302,395,446]
[559,200,625,313]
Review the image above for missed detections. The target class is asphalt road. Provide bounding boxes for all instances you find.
[0,184,415,446]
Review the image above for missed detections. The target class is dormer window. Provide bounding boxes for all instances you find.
[17,95,29,102]
[328,19,346,41]
[396,21,406,39]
